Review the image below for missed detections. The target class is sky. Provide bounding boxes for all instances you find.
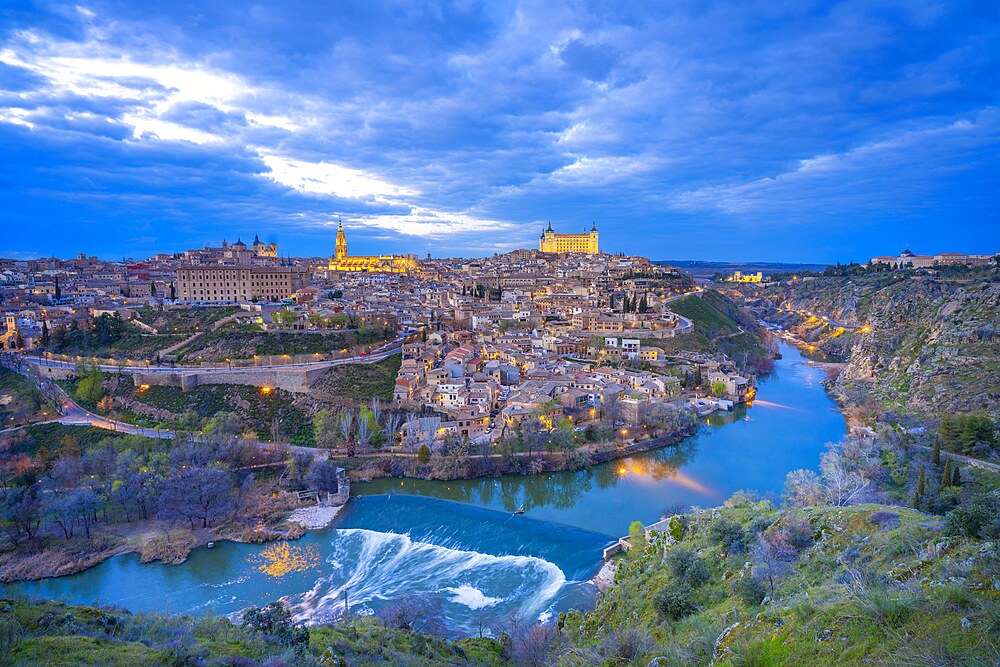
[0,1,997,263]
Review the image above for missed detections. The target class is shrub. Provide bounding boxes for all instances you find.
[944,496,1000,539]
[708,518,748,554]
[417,444,431,464]
[653,584,697,621]
[629,521,647,555]
[665,548,711,588]
[868,510,900,530]
[729,636,790,667]
[735,576,767,607]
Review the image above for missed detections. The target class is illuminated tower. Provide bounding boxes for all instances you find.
[335,220,349,259]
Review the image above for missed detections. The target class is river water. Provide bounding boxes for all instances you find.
[4,341,844,635]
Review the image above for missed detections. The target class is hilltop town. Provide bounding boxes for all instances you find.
[1,224,769,463]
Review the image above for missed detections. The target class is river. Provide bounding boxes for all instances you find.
[4,341,845,635]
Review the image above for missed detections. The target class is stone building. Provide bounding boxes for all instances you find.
[539,222,600,254]
[176,264,309,303]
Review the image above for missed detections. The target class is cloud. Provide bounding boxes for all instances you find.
[0,1,996,261]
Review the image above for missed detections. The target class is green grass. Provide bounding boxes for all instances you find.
[0,368,52,427]
[133,305,239,333]
[0,598,505,667]
[313,353,402,401]
[175,326,393,361]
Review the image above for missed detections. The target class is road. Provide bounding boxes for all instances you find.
[1,356,322,455]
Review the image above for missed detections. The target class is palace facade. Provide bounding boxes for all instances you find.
[328,221,418,273]
[539,222,599,254]
[176,264,310,303]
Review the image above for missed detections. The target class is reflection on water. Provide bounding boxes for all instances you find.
[3,496,608,638]
[358,341,846,536]
[2,341,844,632]
[252,542,321,578]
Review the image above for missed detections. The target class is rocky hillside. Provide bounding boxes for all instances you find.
[746,271,1000,421]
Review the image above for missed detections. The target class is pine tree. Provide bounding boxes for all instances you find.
[951,465,961,487]
[939,416,961,450]
[939,458,952,490]
[931,434,941,466]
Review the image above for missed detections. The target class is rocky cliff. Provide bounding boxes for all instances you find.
[748,272,1000,421]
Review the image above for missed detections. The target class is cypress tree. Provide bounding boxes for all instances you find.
[951,465,961,487]
[638,293,648,313]
[912,486,922,510]
[54,276,61,301]
[931,434,941,467]
[915,466,926,499]
[939,458,952,490]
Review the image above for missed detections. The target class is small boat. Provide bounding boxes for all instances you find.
[206,542,215,549]
[514,506,525,515]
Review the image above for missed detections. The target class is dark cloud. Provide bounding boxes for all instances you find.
[0,0,996,261]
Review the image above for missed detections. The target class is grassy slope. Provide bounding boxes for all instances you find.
[0,599,505,667]
[0,368,52,427]
[644,290,765,358]
[7,503,996,666]
[312,354,402,402]
[561,503,999,666]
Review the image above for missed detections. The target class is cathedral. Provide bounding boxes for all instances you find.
[539,222,600,254]
[327,221,418,273]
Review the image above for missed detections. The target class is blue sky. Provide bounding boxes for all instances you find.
[1,1,997,263]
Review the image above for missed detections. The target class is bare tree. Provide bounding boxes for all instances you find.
[820,446,870,506]
[337,410,354,456]
[355,416,373,453]
[382,412,402,450]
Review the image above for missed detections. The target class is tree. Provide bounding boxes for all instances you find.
[628,520,646,555]
[75,365,104,406]
[638,293,649,313]
[951,464,961,487]
[242,601,309,646]
[931,434,941,466]
[68,488,99,539]
[417,444,431,464]
[312,409,337,449]
[711,381,727,398]
[169,282,176,300]
[939,416,961,450]
[41,320,49,346]
[306,460,341,495]
[783,470,826,507]
[382,412,402,449]
[157,466,234,529]
[54,276,61,301]
[337,410,354,455]
[46,493,77,539]
[939,458,953,491]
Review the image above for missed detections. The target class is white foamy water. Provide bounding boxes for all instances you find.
[446,585,501,609]
[291,528,567,631]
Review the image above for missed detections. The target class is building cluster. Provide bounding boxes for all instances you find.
[1,223,756,445]
[868,248,997,269]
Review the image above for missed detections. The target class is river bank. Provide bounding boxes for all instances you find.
[336,419,701,483]
[0,484,309,583]
[5,341,846,633]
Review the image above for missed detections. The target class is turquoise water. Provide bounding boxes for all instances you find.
[359,340,845,536]
[4,341,844,632]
